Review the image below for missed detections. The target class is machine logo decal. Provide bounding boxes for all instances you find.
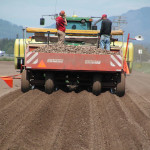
[47,59,64,63]
[85,60,101,64]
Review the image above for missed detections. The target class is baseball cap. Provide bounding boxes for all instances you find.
[101,14,107,19]
[60,10,65,16]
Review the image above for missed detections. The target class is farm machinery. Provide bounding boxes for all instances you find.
[14,15,134,96]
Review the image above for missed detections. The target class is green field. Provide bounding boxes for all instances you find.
[133,62,150,73]
[0,57,14,61]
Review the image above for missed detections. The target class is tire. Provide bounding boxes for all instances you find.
[45,73,54,94]
[129,62,133,73]
[21,70,30,92]
[92,74,102,96]
[116,73,125,97]
[127,62,132,73]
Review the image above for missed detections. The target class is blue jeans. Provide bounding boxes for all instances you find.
[100,35,110,50]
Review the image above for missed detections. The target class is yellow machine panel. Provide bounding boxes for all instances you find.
[111,41,134,72]
[14,39,32,69]
[14,38,46,69]
[26,27,124,36]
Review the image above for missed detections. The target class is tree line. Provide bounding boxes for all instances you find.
[0,38,15,54]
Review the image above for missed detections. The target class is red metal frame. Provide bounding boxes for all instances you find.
[25,51,123,72]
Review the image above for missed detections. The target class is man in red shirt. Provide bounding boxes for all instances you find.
[56,10,67,43]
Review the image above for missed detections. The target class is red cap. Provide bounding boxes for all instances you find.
[60,10,65,16]
[101,14,107,19]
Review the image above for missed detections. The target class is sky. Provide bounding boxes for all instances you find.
[0,0,150,27]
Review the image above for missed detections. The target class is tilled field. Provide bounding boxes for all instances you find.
[1,62,150,150]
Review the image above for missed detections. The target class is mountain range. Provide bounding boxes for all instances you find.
[0,19,23,39]
[0,7,150,45]
[119,7,150,44]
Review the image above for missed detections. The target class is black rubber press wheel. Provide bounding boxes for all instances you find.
[45,73,54,94]
[116,72,125,97]
[21,70,30,92]
[92,74,102,96]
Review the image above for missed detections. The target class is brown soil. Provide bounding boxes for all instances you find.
[1,61,150,150]
[0,61,20,97]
